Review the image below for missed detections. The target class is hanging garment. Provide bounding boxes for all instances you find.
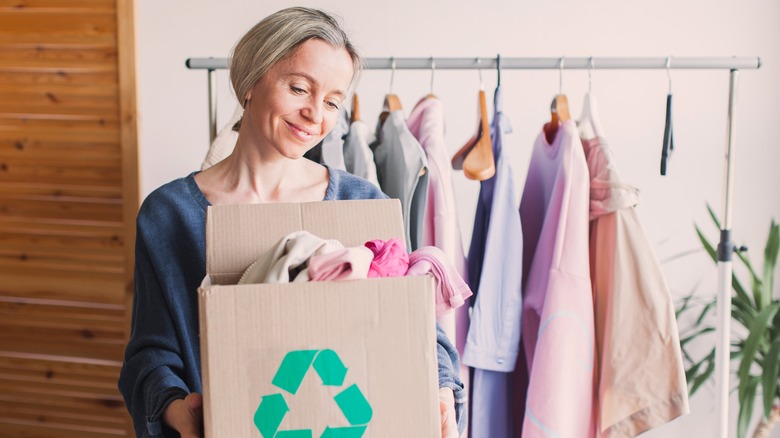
[406,96,467,276]
[582,136,690,437]
[461,86,524,438]
[406,96,469,347]
[238,231,343,284]
[320,107,349,171]
[519,119,596,437]
[461,87,523,372]
[372,111,429,252]
[344,119,380,187]
[201,104,243,170]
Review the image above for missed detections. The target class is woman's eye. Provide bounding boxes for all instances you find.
[290,86,307,94]
[326,101,340,110]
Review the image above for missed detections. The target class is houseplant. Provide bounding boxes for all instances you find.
[677,206,779,438]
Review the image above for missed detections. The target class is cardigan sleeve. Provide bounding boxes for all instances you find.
[436,322,466,434]
[118,217,191,437]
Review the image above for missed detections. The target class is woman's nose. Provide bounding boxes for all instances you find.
[301,98,323,124]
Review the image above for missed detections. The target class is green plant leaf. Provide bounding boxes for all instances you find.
[738,303,780,401]
[676,294,697,319]
[732,273,753,311]
[762,221,779,305]
[706,203,722,230]
[771,312,780,341]
[696,225,718,262]
[730,270,756,322]
[751,274,765,312]
[737,375,760,438]
[695,300,717,326]
[731,303,753,331]
[735,247,762,287]
[733,244,764,311]
[689,349,716,396]
[685,356,703,383]
[680,326,715,347]
[762,337,780,419]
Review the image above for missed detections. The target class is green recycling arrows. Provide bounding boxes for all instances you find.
[254,394,288,437]
[254,349,373,438]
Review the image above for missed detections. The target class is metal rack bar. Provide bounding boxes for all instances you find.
[186,56,761,70]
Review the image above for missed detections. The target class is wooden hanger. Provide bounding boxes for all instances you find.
[451,89,495,180]
[384,94,402,112]
[544,58,570,144]
[544,94,570,144]
[350,93,360,123]
[379,93,402,127]
[379,58,402,127]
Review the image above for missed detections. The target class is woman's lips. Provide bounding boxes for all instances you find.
[286,121,317,141]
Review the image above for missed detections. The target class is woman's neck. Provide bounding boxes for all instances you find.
[195,140,328,205]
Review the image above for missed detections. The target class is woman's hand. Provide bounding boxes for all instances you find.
[163,392,203,438]
[439,387,458,438]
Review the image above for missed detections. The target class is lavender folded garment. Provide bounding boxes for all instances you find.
[407,246,473,315]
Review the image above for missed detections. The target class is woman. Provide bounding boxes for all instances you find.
[118,7,464,438]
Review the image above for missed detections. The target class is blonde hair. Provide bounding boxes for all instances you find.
[230,7,362,125]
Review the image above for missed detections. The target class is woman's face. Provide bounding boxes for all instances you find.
[243,38,354,160]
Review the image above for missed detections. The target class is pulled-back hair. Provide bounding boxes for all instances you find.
[230,7,362,110]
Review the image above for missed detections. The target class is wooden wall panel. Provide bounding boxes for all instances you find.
[0,0,116,11]
[0,0,136,435]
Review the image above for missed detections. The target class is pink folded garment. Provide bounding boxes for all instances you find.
[308,246,375,281]
[364,238,409,278]
[407,246,473,314]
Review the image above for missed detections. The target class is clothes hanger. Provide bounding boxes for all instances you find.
[414,57,437,107]
[660,56,674,175]
[450,57,495,181]
[577,57,605,140]
[544,57,571,144]
[379,57,402,127]
[351,93,360,123]
[426,57,437,99]
[384,57,402,111]
[496,53,501,88]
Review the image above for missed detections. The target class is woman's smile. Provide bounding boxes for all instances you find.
[285,120,317,142]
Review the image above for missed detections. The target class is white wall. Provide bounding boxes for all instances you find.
[135,0,780,436]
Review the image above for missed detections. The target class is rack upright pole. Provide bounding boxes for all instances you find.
[716,68,739,438]
[207,69,217,143]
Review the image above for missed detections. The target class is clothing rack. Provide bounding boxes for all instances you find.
[186,55,762,438]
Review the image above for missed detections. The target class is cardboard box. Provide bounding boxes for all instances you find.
[198,199,440,437]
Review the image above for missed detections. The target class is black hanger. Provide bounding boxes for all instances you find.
[496,54,501,87]
[661,57,674,176]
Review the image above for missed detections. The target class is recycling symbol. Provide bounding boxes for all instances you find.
[254,349,373,438]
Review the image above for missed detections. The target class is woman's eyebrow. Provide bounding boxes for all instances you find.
[284,72,346,98]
